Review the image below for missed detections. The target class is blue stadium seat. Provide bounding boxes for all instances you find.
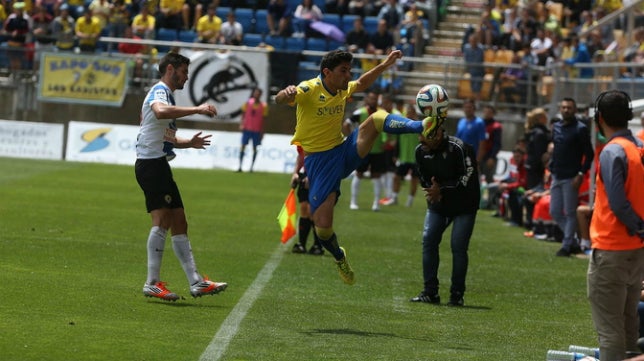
[305,37,327,52]
[254,9,269,34]
[178,29,197,43]
[216,7,232,20]
[234,8,255,31]
[342,14,360,33]
[156,28,178,52]
[328,39,344,51]
[243,33,264,47]
[323,13,342,29]
[284,36,306,51]
[263,34,284,49]
[363,16,379,34]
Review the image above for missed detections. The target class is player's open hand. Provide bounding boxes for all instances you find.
[190,132,212,149]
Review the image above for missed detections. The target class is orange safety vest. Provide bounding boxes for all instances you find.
[590,137,644,251]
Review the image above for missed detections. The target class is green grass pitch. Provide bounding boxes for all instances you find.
[0,157,596,360]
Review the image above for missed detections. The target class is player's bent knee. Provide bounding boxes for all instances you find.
[315,226,334,240]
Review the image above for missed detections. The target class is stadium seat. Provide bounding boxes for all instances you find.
[328,39,344,51]
[323,13,342,29]
[254,9,269,34]
[178,29,197,43]
[243,33,264,47]
[284,36,306,51]
[305,37,327,52]
[363,16,379,34]
[216,7,232,20]
[156,28,178,52]
[234,8,255,31]
[263,34,284,49]
[342,14,359,33]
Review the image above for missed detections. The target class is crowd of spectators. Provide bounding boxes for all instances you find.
[0,0,434,79]
[461,0,644,104]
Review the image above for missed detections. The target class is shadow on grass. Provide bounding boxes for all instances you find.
[144,298,228,308]
[302,328,432,342]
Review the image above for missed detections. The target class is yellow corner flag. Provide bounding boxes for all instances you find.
[277,188,297,243]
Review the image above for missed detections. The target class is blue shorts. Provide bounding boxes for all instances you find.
[241,130,262,147]
[304,130,366,215]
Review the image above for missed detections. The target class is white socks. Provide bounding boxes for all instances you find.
[351,176,360,205]
[171,234,201,285]
[146,226,167,285]
[146,227,202,286]
[372,177,382,204]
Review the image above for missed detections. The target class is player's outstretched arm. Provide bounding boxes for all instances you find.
[354,50,402,93]
[275,85,297,105]
[152,103,217,120]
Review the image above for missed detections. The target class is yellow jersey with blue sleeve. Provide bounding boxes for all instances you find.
[290,77,358,153]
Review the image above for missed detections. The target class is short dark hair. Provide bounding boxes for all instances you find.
[561,97,577,108]
[319,50,353,77]
[596,90,633,128]
[158,52,190,76]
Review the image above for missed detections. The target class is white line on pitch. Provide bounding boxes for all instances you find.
[199,242,287,361]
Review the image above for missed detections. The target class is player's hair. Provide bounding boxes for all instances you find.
[595,90,632,128]
[158,52,190,76]
[319,50,353,78]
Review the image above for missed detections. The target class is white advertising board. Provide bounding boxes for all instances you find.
[65,121,298,173]
[0,120,64,160]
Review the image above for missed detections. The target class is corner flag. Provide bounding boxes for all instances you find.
[277,188,297,243]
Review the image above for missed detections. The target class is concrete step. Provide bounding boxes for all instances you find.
[444,14,481,24]
[417,60,465,73]
[432,29,464,41]
[446,5,485,17]
[437,22,472,32]
[430,38,462,49]
[424,46,462,57]
[449,0,488,8]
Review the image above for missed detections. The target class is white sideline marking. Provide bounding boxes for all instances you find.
[199,243,287,361]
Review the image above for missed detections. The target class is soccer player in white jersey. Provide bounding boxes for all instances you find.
[135,52,227,301]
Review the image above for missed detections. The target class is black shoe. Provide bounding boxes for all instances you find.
[569,244,583,255]
[308,244,324,256]
[410,291,440,304]
[556,248,571,257]
[292,243,307,254]
[447,292,464,307]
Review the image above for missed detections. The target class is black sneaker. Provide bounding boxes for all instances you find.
[569,244,583,255]
[447,292,464,307]
[308,244,324,256]
[556,248,571,257]
[410,291,440,304]
[292,243,306,254]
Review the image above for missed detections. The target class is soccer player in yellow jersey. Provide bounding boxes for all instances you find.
[275,49,438,285]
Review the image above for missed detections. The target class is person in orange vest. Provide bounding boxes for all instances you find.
[587,89,644,361]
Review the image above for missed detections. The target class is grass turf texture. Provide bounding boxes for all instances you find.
[0,157,596,360]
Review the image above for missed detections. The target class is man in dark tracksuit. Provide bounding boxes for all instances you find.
[410,125,480,307]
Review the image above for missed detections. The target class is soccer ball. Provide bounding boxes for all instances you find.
[416,84,449,119]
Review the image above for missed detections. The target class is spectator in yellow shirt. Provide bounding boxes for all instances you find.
[196,4,222,44]
[157,0,188,30]
[132,5,156,39]
[75,8,103,52]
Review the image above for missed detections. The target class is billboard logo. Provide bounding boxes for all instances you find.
[80,127,112,152]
